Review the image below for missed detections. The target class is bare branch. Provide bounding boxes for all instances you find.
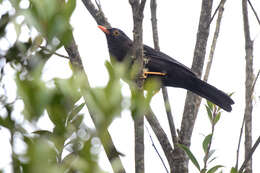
[145,108,175,168]
[145,124,169,173]
[247,0,260,26]
[207,0,223,28]
[203,0,226,81]
[242,0,254,172]
[39,46,70,59]
[239,136,260,172]
[150,0,178,148]
[129,1,147,173]
[81,0,111,27]
[178,0,214,172]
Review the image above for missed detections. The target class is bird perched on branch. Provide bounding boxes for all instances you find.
[98,25,234,112]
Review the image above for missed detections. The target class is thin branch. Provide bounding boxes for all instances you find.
[235,113,246,170]
[145,124,169,173]
[203,0,226,81]
[150,0,178,147]
[250,69,260,94]
[207,0,223,28]
[64,35,126,173]
[81,0,111,27]
[239,136,260,172]
[145,107,175,168]
[39,46,70,59]
[247,0,260,26]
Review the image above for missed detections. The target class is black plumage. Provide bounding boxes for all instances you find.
[98,25,234,112]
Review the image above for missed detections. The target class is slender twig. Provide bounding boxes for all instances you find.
[145,124,169,173]
[239,136,260,172]
[145,107,175,171]
[235,113,246,170]
[150,0,178,147]
[39,46,70,59]
[207,0,223,28]
[250,69,260,94]
[203,0,226,82]
[202,108,216,171]
[247,0,260,26]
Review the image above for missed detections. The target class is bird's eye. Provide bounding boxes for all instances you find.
[113,30,120,36]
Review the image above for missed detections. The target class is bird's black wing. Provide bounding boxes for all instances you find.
[143,45,196,77]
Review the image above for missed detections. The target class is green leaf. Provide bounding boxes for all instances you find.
[203,134,212,153]
[177,144,200,171]
[213,112,221,125]
[67,103,85,123]
[206,105,213,123]
[207,100,213,110]
[0,13,9,37]
[207,165,224,173]
[230,167,239,173]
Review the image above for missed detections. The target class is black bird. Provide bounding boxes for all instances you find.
[98,25,234,112]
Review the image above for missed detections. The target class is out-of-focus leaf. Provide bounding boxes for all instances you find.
[67,103,85,123]
[16,66,51,120]
[178,144,200,171]
[207,165,224,173]
[230,167,239,173]
[203,134,212,153]
[33,130,52,138]
[0,13,9,37]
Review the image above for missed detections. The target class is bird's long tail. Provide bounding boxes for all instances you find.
[176,77,234,112]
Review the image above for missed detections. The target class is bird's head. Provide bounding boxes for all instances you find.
[98,25,132,61]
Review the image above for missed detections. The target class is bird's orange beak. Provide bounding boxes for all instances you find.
[98,25,110,34]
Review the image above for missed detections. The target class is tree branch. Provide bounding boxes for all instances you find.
[177,0,213,172]
[203,0,226,82]
[129,1,147,173]
[239,136,260,172]
[242,0,254,172]
[150,0,178,149]
[64,35,125,173]
[247,0,260,26]
[81,0,111,27]
[145,107,175,169]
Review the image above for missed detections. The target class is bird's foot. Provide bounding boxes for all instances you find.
[141,71,167,78]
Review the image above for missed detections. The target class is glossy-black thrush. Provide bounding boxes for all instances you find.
[98,25,234,112]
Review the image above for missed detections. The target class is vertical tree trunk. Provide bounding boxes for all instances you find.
[174,0,213,172]
[129,1,147,172]
[242,0,254,172]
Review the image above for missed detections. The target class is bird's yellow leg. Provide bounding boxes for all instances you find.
[142,71,167,78]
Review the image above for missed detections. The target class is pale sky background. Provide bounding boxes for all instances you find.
[0,0,260,173]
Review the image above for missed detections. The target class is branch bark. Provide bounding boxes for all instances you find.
[64,35,125,173]
[242,0,254,172]
[203,0,226,82]
[176,0,213,172]
[129,1,147,173]
[150,0,178,148]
